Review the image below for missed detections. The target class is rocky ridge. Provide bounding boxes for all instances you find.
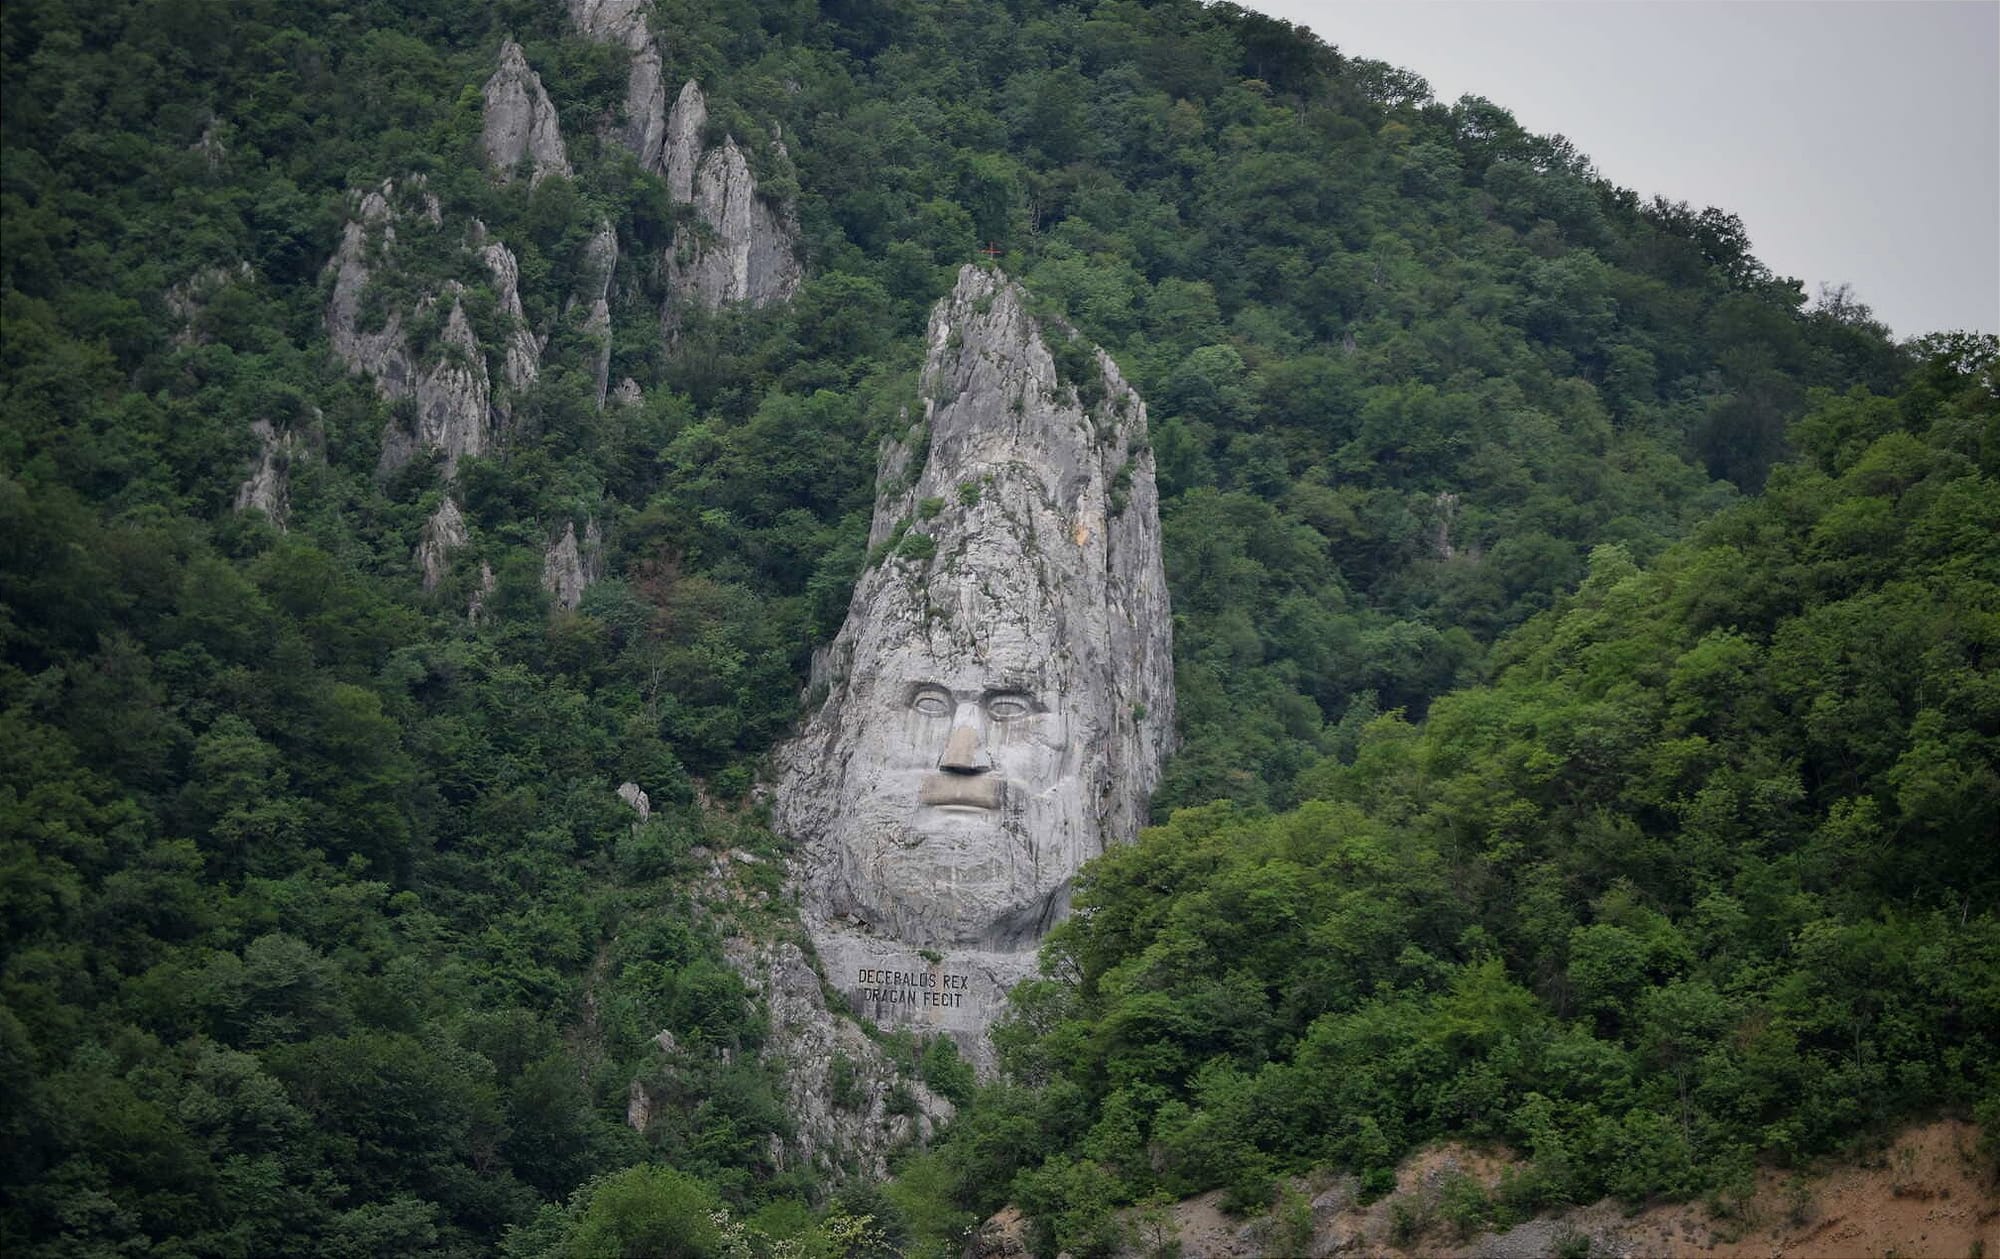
[565,1,800,316]
[324,181,608,604]
[415,498,471,594]
[325,180,497,481]
[573,221,619,409]
[479,238,542,408]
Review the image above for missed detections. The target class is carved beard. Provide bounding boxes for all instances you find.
[811,743,1102,951]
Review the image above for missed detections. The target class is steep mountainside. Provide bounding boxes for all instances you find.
[1,2,1985,1257]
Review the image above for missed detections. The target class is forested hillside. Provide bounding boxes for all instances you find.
[2,1,1989,1256]
[919,355,2000,1255]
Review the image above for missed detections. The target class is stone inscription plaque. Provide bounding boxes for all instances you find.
[854,966,973,1008]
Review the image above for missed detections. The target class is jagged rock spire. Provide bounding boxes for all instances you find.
[481,40,571,186]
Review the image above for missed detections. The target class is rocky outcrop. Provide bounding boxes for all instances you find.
[325,182,557,483]
[481,40,571,186]
[662,78,706,202]
[616,782,652,824]
[564,1,801,320]
[771,265,1175,1071]
[480,239,542,406]
[325,183,413,394]
[467,562,497,623]
[234,419,294,528]
[567,0,668,174]
[657,80,802,322]
[1430,489,1461,560]
[326,181,499,480]
[542,519,602,611]
[663,111,804,318]
[416,498,470,593]
[192,120,226,170]
[724,937,951,1182]
[574,221,619,408]
[376,290,492,479]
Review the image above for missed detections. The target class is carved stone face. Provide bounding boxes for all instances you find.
[773,267,1174,1061]
[808,622,1098,950]
[906,682,1045,813]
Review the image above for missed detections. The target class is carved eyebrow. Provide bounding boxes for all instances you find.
[981,689,1043,714]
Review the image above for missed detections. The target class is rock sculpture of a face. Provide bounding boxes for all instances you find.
[774,265,1174,1068]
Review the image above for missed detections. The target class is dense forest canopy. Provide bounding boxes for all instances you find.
[2,0,1992,1256]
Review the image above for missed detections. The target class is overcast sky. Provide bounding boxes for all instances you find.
[1245,1,1999,338]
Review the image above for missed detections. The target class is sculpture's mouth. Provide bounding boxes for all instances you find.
[919,774,1004,810]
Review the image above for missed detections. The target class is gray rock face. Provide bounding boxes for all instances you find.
[326,184,413,395]
[565,1,801,317]
[575,221,619,409]
[664,118,804,316]
[724,938,952,1181]
[416,498,470,593]
[542,519,602,610]
[481,40,571,186]
[234,419,294,528]
[616,781,652,824]
[772,265,1175,1068]
[326,182,502,481]
[567,0,667,173]
[662,79,706,202]
[481,240,542,405]
[468,562,497,622]
[391,291,491,480]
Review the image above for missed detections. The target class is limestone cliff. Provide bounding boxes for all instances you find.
[565,0,800,320]
[771,265,1175,1071]
[662,99,804,318]
[325,183,414,398]
[691,853,953,1183]
[371,289,492,480]
[726,938,951,1181]
[325,182,558,483]
[481,40,570,186]
[565,5,798,337]
[480,239,542,404]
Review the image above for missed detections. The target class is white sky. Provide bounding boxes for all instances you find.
[1247,1,2000,338]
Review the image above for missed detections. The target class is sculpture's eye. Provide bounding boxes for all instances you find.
[910,689,953,717]
[985,694,1033,721]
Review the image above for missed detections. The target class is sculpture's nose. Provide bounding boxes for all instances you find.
[938,718,991,774]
